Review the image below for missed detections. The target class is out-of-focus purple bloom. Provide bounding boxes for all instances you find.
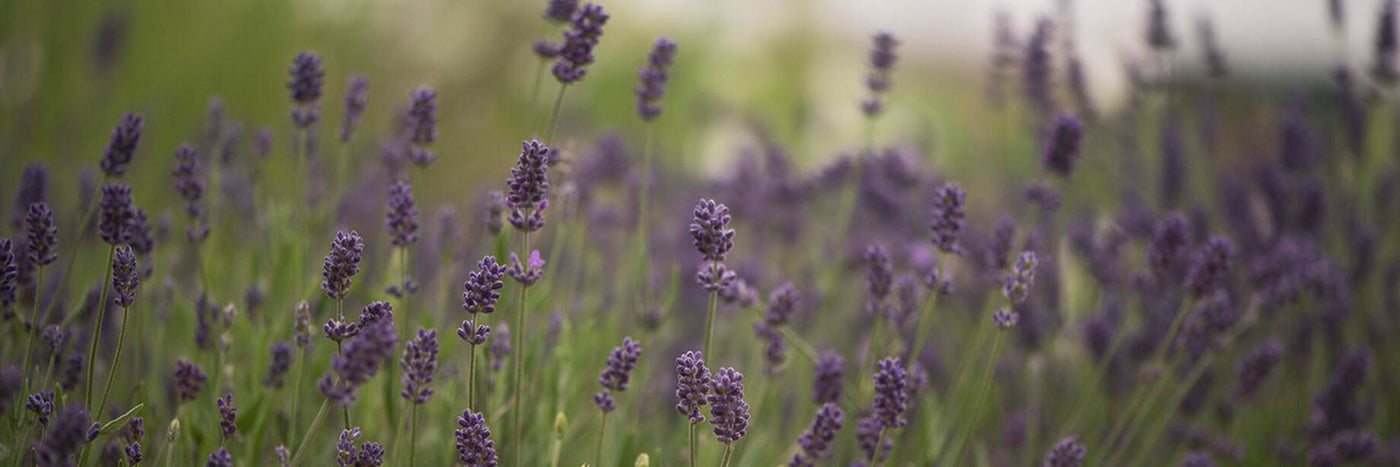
[636,37,678,121]
[333,319,399,388]
[764,283,799,326]
[489,323,511,372]
[335,427,386,467]
[812,350,845,404]
[59,355,82,392]
[295,301,312,348]
[101,113,143,177]
[206,447,232,467]
[1146,0,1176,51]
[506,140,551,232]
[929,183,966,254]
[1234,340,1281,399]
[253,127,274,159]
[340,75,369,142]
[708,367,750,444]
[1182,451,1215,467]
[1148,214,1192,285]
[1002,251,1038,304]
[288,52,325,128]
[112,244,139,307]
[264,342,293,389]
[36,404,92,467]
[216,392,236,439]
[873,357,909,428]
[595,337,641,412]
[98,184,135,247]
[994,307,1020,328]
[483,191,505,235]
[855,413,893,463]
[386,181,420,247]
[1197,17,1227,78]
[507,250,546,285]
[1374,0,1398,84]
[543,0,578,23]
[401,328,439,404]
[1278,104,1314,173]
[862,32,899,116]
[24,203,58,266]
[1186,236,1235,297]
[986,215,1016,271]
[455,409,498,466]
[1041,112,1083,177]
[321,231,365,300]
[1042,436,1086,467]
[790,403,843,466]
[552,3,609,84]
[1066,57,1096,121]
[172,144,205,226]
[719,277,759,307]
[533,39,561,59]
[1309,348,1371,438]
[0,240,18,310]
[26,391,54,425]
[12,162,49,229]
[865,244,893,309]
[1308,430,1377,466]
[42,325,65,353]
[407,87,438,167]
[174,357,207,404]
[754,322,786,375]
[675,351,711,424]
[1024,19,1055,117]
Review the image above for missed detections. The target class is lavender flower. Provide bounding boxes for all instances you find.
[264,342,292,389]
[457,319,491,346]
[595,337,642,412]
[335,427,386,467]
[59,355,82,392]
[1182,451,1215,467]
[1146,0,1176,51]
[26,391,54,425]
[489,323,511,372]
[873,357,909,428]
[1375,0,1398,84]
[507,250,546,285]
[812,351,845,404]
[690,199,735,262]
[1041,112,1083,177]
[855,414,892,463]
[43,325,65,352]
[98,184,135,246]
[464,256,506,315]
[994,307,1020,328]
[505,140,551,232]
[865,243,893,307]
[1233,340,1282,399]
[0,366,18,412]
[295,301,312,347]
[0,240,17,310]
[407,87,438,167]
[333,319,399,388]
[929,183,966,254]
[123,417,144,465]
[112,244,139,307]
[400,328,439,404]
[172,144,204,215]
[636,37,677,120]
[1066,57,1095,121]
[754,323,786,375]
[675,351,711,424]
[1002,251,1038,304]
[11,162,48,229]
[455,409,498,466]
[288,52,325,128]
[1186,236,1235,297]
[1042,436,1086,467]
[36,404,92,467]
[1023,19,1055,116]
[790,403,844,466]
[862,31,899,116]
[708,367,750,444]
[340,75,369,142]
[543,0,577,23]
[764,283,798,326]
[552,3,609,84]
[216,392,236,439]
[206,448,232,467]
[1310,348,1371,438]
[386,181,420,247]
[484,191,505,235]
[532,39,561,59]
[24,203,58,266]
[321,231,365,300]
[1148,213,1192,285]
[719,278,759,307]
[174,358,207,404]
[100,113,143,177]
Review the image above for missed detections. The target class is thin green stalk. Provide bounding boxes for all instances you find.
[511,230,532,466]
[720,443,736,467]
[37,173,106,327]
[907,261,943,374]
[858,302,887,395]
[20,265,44,391]
[95,304,131,418]
[83,244,117,408]
[701,261,718,360]
[290,347,306,440]
[544,85,568,145]
[291,399,332,465]
[528,58,549,130]
[688,423,698,467]
[595,411,608,467]
[467,343,478,409]
[408,403,419,467]
[947,331,1006,465]
[1114,353,1216,467]
[1098,297,1194,449]
[872,428,888,466]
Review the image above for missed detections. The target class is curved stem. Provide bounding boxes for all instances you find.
[408,403,419,467]
[290,347,305,440]
[719,443,735,467]
[594,411,608,467]
[84,245,116,409]
[291,399,331,465]
[544,85,569,146]
[95,305,131,418]
[20,265,44,391]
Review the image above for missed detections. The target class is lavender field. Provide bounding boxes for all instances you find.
[1,0,1397,465]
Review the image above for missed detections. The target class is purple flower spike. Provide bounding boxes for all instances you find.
[862,31,899,117]
[1042,436,1086,467]
[400,328,439,404]
[675,351,711,424]
[595,337,642,412]
[455,409,498,466]
[0,240,15,309]
[697,262,737,292]
[708,367,750,444]
[386,181,420,247]
[12,163,49,229]
[335,427,386,467]
[206,447,232,467]
[24,203,58,267]
[543,0,578,23]
[216,392,236,439]
[288,52,325,127]
[552,3,609,84]
[340,75,369,142]
[1041,112,1083,177]
[636,37,678,120]
[1186,236,1235,298]
[98,184,135,247]
[457,319,491,346]
[112,244,140,307]
[101,113,144,177]
[1001,251,1038,304]
[690,199,735,262]
[929,183,966,254]
[264,342,293,389]
[174,357,207,404]
[507,250,546,285]
[333,320,399,388]
[505,140,551,232]
[26,391,54,425]
[764,283,799,326]
[994,307,1020,328]
[812,351,845,404]
[321,231,365,301]
[791,403,844,466]
[873,357,909,429]
[407,87,438,167]
[464,256,506,314]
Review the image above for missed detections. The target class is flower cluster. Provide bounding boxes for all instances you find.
[595,337,641,412]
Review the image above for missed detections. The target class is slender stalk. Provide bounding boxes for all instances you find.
[83,245,117,409]
[408,403,419,467]
[511,230,532,466]
[687,423,698,467]
[290,347,306,440]
[947,330,1005,465]
[701,260,718,360]
[291,399,332,465]
[906,260,944,372]
[528,59,549,130]
[1098,297,1194,448]
[467,343,477,409]
[544,85,568,145]
[594,412,608,467]
[95,304,131,418]
[37,173,106,327]
[872,428,888,466]
[20,265,44,389]
[719,444,735,467]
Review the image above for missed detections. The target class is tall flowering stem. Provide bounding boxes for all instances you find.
[19,202,57,393]
[84,183,133,410]
[461,256,505,410]
[633,37,677,323]
[95,245,139,420]
[946,252,1030,465]
[505,139,550,465]
[544,2,608,141]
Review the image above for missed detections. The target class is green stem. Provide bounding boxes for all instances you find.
[20,265,44,391]
[688,423,697,467]
[511,230,532,466]
[290,347,306,441]
[468,343,477,410]
[408,403,418,467]
[702,261,718,360]
[948,330,1005,465]
[83,245,116,409]
[719,443,735,467]
[907,260,944,372]
[37,173,106,330]
[528,58,549,130]
[872,428,888,466]
[544,85,568,145]
[594,411,608,467]
[95,305,131,418]
[1098,297,1194,449]
[291,399,331,465]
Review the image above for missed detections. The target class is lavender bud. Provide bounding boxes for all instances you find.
[675,351,711,424]
[36,404,92,466]
[101,113,144,177]
[636,37,677,120]
[463,256,506,315]
[321,231,365,301]
[552,3,609,84]
[856,414,893,463]
[873,357,909,428]
[0,240,17,310]
[112,244,139,307]
[754,323,786,375]
[407,87,438,167]
[455,409,499,466]
[172,143,205,221]
[764,283,799,326]
[483,191,505,235]
[24,203,58,266]
[812,351,845,404]
[532,39,561,59]
[457,319,491,346]
[400,328,439,404]
[263,342,293,389]
[1233,340,1282,399]
[864,244,893,306]
[708,367,751,444]
[386,181,420,247]
[1002,251,1038,304]
[1023,19,1055,117]
[1041,112,1083,177]
[42,325,65,352]
[333,320,399,388]
[489,323,511,372]
[862,31,899,117]
[505,140,551,232]
[595,337,642,412]
[1186,236,1235,297]
[205,447,232,467]
[1148,214,1192,285]
[994,307,1020,328]
[11,162,49,229]
[791,403,844,465]
[173,358,207,404]
[98,184,135,247]
[288,52,325,127]
[507,250,546,285]
[26,391,54,425]
[1042,436,1087,467]
[543,0,578,23]
[690,199,735,262]
[929,183,966,254]
[294,301,311,347]
[340,75,369,142]
[696,262,737,293]
[216,392,236,439]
